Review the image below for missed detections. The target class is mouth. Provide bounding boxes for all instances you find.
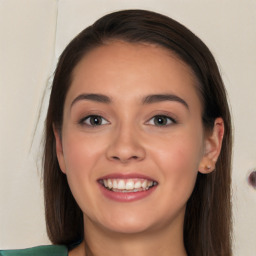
[98,178,158,193]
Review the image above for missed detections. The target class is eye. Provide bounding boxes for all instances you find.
[147,115,176,126]
[81,115,109,126]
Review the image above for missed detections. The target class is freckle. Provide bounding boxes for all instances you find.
[248,170,256,189]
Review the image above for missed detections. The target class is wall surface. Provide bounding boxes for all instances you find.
[0,0,255,255]
[0,0,57,248]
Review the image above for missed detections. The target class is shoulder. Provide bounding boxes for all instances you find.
[0,245,68,256]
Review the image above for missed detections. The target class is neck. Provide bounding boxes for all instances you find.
[72,213,187,256]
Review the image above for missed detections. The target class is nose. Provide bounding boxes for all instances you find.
[106,125,146,163]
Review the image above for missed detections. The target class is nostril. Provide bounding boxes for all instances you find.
[110,155,140,162]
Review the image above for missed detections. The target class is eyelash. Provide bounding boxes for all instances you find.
[79,114,177,127]
[79,115,110,126]
[146,115,177,127]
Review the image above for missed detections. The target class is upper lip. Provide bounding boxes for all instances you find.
[98,173,157,182]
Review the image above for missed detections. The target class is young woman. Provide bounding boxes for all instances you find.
[1,9,232,256]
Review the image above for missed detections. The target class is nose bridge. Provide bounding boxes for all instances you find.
[106,121,145,163]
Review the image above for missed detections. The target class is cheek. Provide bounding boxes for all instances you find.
[150,130,203,199]
[62,131,104,174]
[60,131,107,217]
[60,131,104,197]
[153,130,203,168]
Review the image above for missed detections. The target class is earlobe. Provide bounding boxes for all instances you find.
[199,117,224,174]
[198,159,216,174]
[53,124,67,174]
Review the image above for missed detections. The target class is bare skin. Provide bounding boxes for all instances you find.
[54,41,224,256]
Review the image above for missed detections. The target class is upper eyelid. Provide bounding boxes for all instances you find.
[146,113,177,122]
[77,110,110,121]
[146,115,177,125]
[79,115,110,125]
[77,112,177,125]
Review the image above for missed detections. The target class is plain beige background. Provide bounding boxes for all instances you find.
[0,0,256,255]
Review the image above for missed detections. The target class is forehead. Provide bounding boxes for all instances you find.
[67,41,201,110]
[72,40,196,82]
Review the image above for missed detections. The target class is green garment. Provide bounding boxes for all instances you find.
[0,245,68,256]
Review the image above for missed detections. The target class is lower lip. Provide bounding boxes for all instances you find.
[98,184,157,202]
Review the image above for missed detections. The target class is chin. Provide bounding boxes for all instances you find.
[98,205,186,236]
[104,219,154,235]
[87,210,156,235]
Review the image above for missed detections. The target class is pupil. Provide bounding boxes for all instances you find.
[91,116,101,125]
[155,116,166,125]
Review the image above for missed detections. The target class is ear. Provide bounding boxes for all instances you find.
[199,117,224,174]
[53,124,67,174]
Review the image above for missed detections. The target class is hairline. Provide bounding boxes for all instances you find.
[65,39,204,121]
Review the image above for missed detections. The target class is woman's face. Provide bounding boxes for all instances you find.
[56,41,207,234]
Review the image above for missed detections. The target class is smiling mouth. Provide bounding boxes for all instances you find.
[98,178,158,193]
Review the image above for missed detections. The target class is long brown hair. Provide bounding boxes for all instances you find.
[44,9,232,255]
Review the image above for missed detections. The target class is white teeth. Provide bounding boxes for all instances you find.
[134,181,141,189]
[125,180,134,190]
[113,179,118,189]
[102,178,156,192]
[117,180,125,190]
[107,179,113,189]
[142,180,147,189]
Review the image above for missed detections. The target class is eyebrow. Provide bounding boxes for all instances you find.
[143,94,189,109]
[71,93,111,107]
[71,93,189,109]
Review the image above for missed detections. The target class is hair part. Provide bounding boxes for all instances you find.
[44,9,232,255]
